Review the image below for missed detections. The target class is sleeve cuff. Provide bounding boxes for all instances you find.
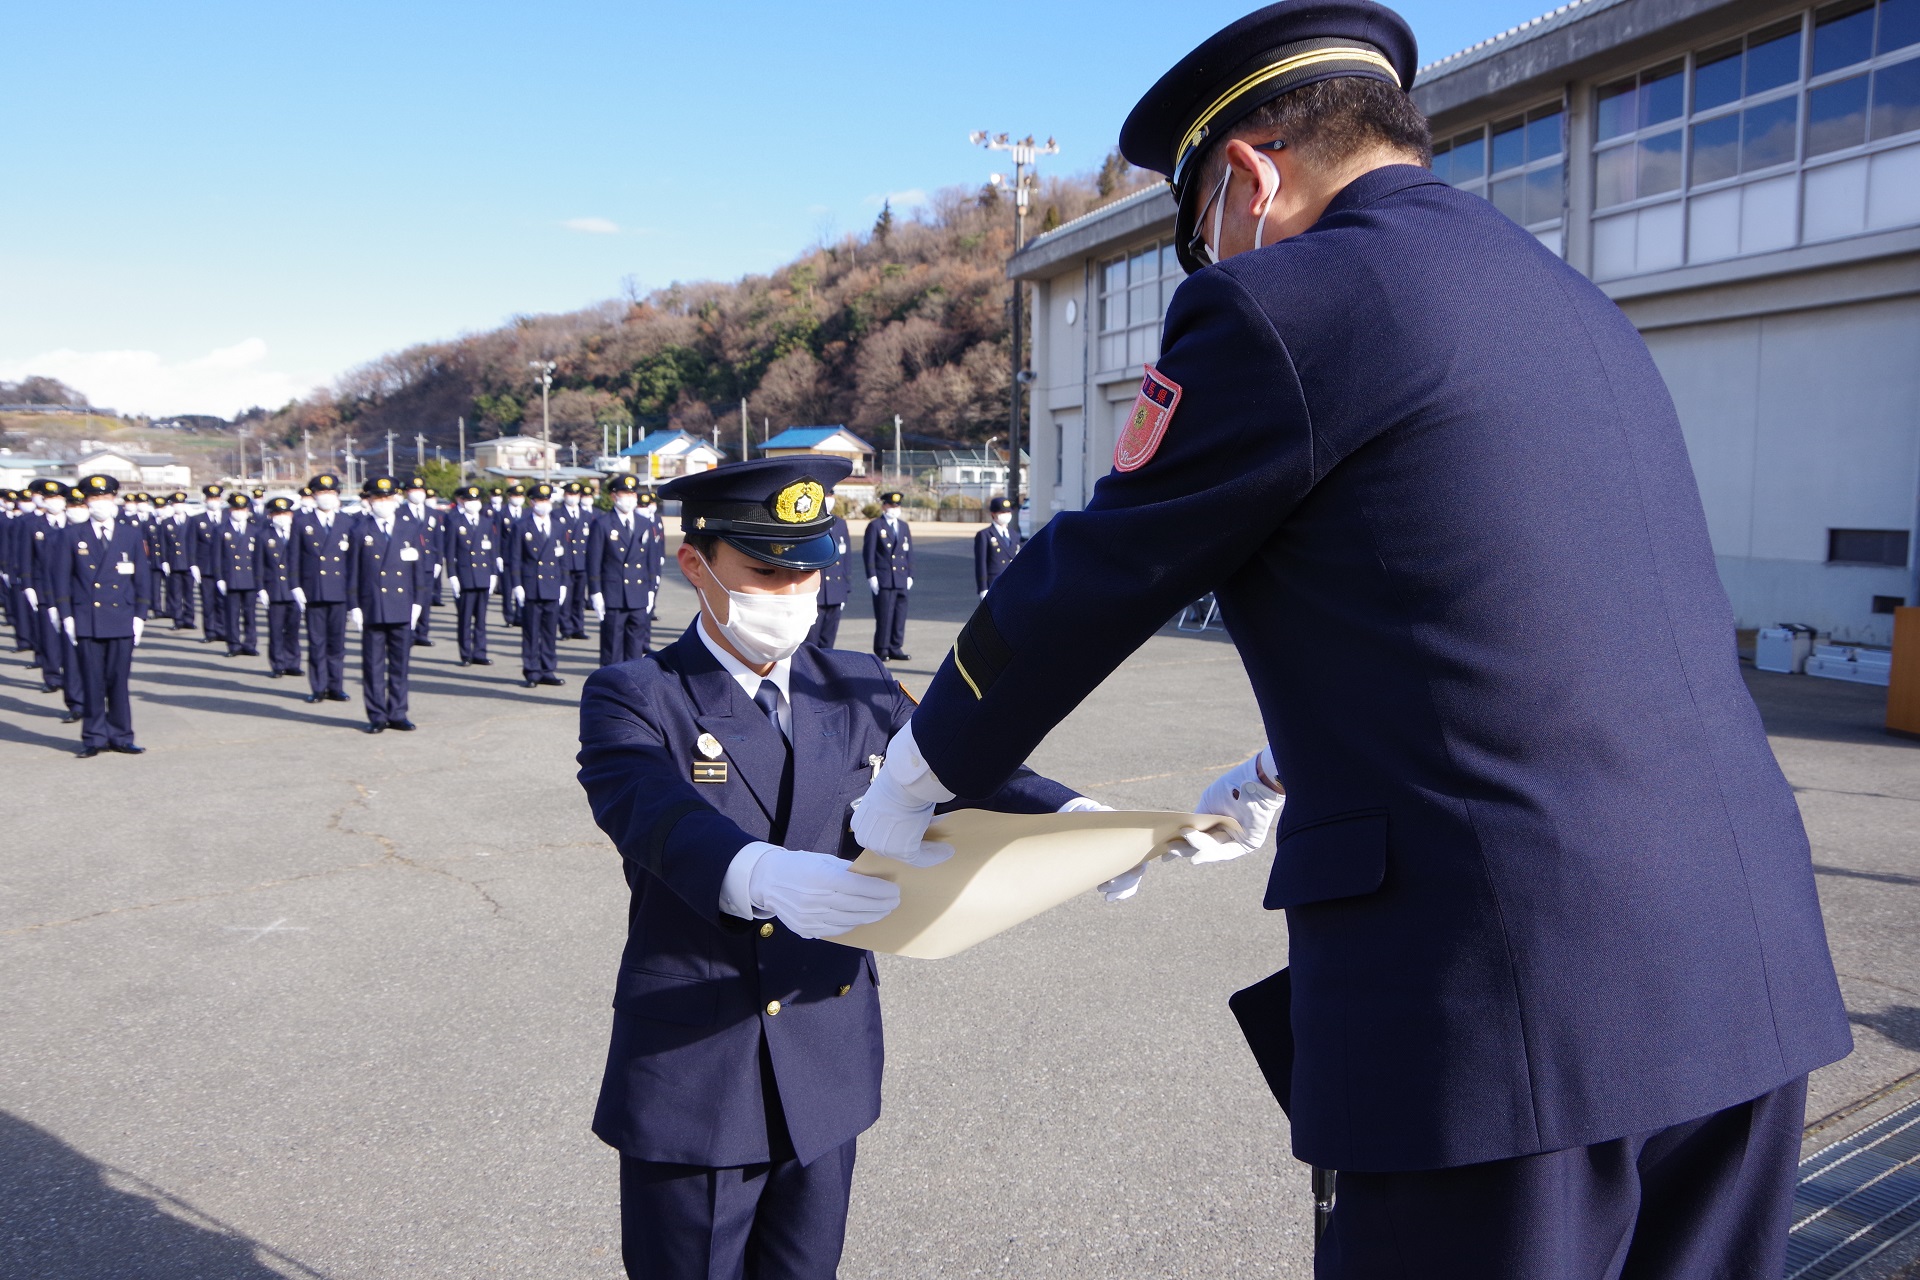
[719,840,778,920]
[886,721,957,804]
[1056,796,1111,814]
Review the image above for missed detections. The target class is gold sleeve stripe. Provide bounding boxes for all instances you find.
[952,648,984,700]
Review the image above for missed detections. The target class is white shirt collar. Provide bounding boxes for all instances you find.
[695,615,791,725]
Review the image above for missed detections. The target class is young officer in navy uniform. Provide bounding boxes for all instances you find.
[560,480,593,640]
[852,5,1855,1276]
[256,496,304,677]
[586,474,659,667]
[445,485,498,666]
[639,491,666,619]
[186,483,229,646]
[805,512,851,649]
[499,483,529,627]
[511,482,569,687]
[345,475,429,732]
[27,480,77,699]
[54,474,149,757]
[402,476,444,648]
[294,473,354,704]
[972,496,1019,599]
[576,457,1092,1280]
[860,491,912,661]
[158,493,196,629]
[214,492,263,658]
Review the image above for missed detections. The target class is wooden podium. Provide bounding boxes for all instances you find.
[1890,607,1920,738]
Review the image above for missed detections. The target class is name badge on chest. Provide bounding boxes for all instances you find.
[115,560,136,575]
[400,546,419,561]
[692,732,728,783]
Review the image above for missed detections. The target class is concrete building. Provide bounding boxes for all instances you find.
[1012,0,1920,645]
[471,435,560,474]
[74,447,192,490]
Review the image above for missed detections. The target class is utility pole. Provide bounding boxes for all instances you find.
[457,416,466,476]
[344,436,357,490]
[972,131,1057,530]
[384,431,396,476]
[893,413,902,483]
[415,432,426,468]
[530,360,556,481]
[302,428,312,474]
[570,442,578,468]
[740,397,749,462]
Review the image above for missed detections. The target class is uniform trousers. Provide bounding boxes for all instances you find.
[168,570,195,626]
[305,602,349,698]
[502,584,524,628]
[599,607,650,666]
[456,588,490,663]
[870,588,907,656]
[12,582,36,653]
[565,569,590,636]
[222,590,258,654]
[199,577,227,641]
[521,598,560,679]
[1316,1076,1807,1280]
[41,608,67,690]
[57,626,84,716]
[413,593,434,645]
[360,622,412,726]
[266,601,302,674]
[808,603,842,649]
[618,1140,857,1280]
[75,635,135,749]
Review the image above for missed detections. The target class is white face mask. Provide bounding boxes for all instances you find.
[272,514,294,536]
[369,498,399,521]
[407,491,426,505]
[88,499,117,522]
[993,512,1012,528]
[508,498,525,511]
[462,500,482,517]
[317,492,341,512]
[613,495,638,515]
[532,501,553,518]
[693,549,818,666]
[66,504,89,525]
[45,499,66,517]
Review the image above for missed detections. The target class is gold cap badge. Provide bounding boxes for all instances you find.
[772,480,825,525]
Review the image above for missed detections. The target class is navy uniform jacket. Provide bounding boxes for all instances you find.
[861,516,912,589]
[214,520,263,591]
[818,516,851,608]
[30,514,69,601]
[910,166,1850,1174]
[513,517,570,602]
[576,626,1075,1167]
[256,525,299,603]
[445,511,499,591]
[52,520,150,638]
[586,510,658,610]
[343,515,430,624]
[973,523,1018,594]
[156,516,191,572]
[294,511,353,604]
[185,511,224,575]
[403,502,445,573]
[560,505,593,571]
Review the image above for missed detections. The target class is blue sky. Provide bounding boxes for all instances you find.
[3,0,1550,417]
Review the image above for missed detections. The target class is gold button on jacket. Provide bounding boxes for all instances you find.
[764,1000,781,1016]
[758,923,774,938]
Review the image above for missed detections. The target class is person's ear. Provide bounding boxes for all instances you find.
[1223,138,1284,219]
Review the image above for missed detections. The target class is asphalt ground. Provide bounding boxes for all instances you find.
[0,518,1916,1279]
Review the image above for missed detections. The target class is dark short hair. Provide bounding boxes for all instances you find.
[1201,76,1431,188]
[682,533,719,561]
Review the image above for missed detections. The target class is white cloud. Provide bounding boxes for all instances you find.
[864,189,927,210]
[562,216,621,234]
[0,339,314,419]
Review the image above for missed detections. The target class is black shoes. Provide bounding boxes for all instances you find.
[325,691,351,702]
[76,747,100,759]
[389,720,416,731]
[59,713,79,724]
[414,639,435,647]
[109,744,145,755]
[473,657,493,665]
[538,675,566,686]
[304,694,322,704]
[268,670,282,678]
[364,723,385,734]
[458,659,470,667]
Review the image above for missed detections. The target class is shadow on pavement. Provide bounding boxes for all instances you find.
[0,1111,328,1279]
[1850,1005,1920,1054]
[1743,666,1916,750]
[1815,863,1920,888]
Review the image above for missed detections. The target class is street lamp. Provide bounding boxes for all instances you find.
[529,360,556,481]
[972,131,1057,530]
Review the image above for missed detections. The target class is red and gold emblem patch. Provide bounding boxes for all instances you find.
[1114,364,1182,472]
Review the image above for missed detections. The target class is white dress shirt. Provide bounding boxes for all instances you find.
[700,618,793,919]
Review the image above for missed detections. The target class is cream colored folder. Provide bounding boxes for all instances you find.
[835,809,1242,959]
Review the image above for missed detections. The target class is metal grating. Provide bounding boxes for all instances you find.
[1789,1097,1920,1279]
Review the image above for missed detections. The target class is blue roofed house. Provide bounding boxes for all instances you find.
[758,426,877,477]
[617,429,725,480]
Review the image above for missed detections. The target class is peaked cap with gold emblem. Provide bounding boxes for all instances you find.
[663,457,852,570]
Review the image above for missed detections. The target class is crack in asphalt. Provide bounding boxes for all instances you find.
[334,782,506,917]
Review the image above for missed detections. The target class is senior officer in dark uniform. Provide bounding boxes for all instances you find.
[257,496,304,677]
[587,474,659,666]
[345,476,429,732]
[805,511,851,649]
[294,474,354,704]
[402,475,444,648]
[54,474,150,757]
[860,491,912,661]
[576,457,1084,1280]
[186,483,228,645]
[559,480,594,640]
[445,485,498,666]
[972,496,1019,599]
[213,492,263,658]
[158,492,196,629]
[511,482,569,687]
[852,5,1851,1277]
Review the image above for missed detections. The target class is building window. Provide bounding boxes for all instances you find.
[1591,1,1920,281]
[1097,241,1182,371]
[1432,101,1567,253]
[1828,527,1911,565]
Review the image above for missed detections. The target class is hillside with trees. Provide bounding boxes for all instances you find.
[242,153,1158,466]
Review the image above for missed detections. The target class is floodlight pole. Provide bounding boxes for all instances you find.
[531,360,556,481]
[972,131,1057,531]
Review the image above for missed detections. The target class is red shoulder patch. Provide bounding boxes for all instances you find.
[1114,364,1182,473]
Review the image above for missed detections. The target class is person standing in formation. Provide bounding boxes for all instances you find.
[586,474,658,667]
[445,484,498,667]
[861,491,912,662]
[511,482,569,688]
[257,496,304,679]
[499,484,529,627]
[158,491,196,630]
[186,483,228,648]
[345,475,427,733]
[807,509,851,649]
[214,492,262,659]
[403,476,444,649]
[294,473,355,706]
[560,481,593,641]
[55,474,149,757]
[972,496,1019,600]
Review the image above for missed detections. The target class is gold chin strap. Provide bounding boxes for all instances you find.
[1174,46,1400,183]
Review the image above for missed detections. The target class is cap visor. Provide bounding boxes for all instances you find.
[721,531,840,571]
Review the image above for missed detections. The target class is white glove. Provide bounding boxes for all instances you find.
[646,591,655,613]
[292,586,307,608]
[495,557,504,572]
[63,616,76,642]
[1051,798,1142,901]
[1168,749,1286,863]
[512,585,525,605]
[979,590,988,600]
[348,607,363,630]
[747,845,901,939]
[131,616,144,646]
[160,561,170,575]
[23,587,36,609]
[906,576,913,590]
[867,576,879,596]
[259,589,270,607]
[218,579,229,595]
[591,592,605,621]
[557,585,567,606]
[851,723,956,866]
[488,574,498,592]
[434,563,444,579]
[191,565,202,583]
[410,603,422,627]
